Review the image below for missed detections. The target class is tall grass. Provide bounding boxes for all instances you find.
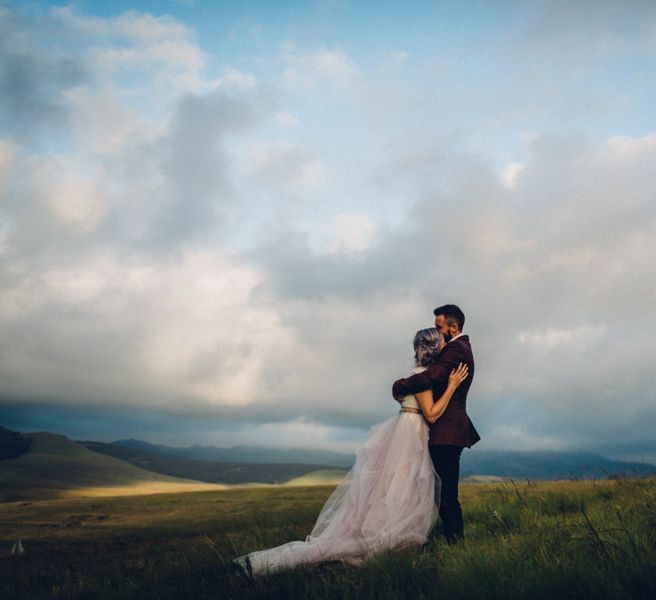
[1,478,654,599]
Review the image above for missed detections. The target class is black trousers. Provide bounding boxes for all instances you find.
[429,444,464,544]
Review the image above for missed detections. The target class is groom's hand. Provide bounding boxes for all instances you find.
[392,379,406,403]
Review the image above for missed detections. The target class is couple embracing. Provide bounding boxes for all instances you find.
[236,304,480,577]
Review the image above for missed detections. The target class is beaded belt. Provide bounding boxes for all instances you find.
[400,407,422,414]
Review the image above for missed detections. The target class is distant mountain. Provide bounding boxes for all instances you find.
[3,426,653,504]
[112,438,356,468]
[461,450,655,481]
[0,428,206,502]
[112,439,656,481]
[83,441,342,484]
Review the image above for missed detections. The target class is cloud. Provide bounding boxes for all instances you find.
[151,88,259,242]
[517,324,607,353]
[46,174,107,233]
[275,111,300,129]
[248,142,325,192]
[326,214,377,255]
[1,3,655,462]
[52,6,205,73]
[0,7,90,138]
[282,45,358,88]
[501,162,525,189]
[216,68,257,91]
[0,247,293,409]
[245,127,656,450]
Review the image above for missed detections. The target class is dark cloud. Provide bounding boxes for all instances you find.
[153,89,259,242]
[88,86,263,253]
[0,8,90,139]
[251,228,417,299]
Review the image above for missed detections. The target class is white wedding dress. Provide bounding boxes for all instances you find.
[235,368,438,577]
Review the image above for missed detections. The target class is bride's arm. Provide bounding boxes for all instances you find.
[415,363,469,424]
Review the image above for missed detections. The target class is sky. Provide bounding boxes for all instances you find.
[1,0,655,462]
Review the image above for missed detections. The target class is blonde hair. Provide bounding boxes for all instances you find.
[413,327,444,366]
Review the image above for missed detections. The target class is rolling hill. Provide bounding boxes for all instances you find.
[2,426,654,504]
[0,429,219,502]
[82,440,344,485]
[110,438,655,481]
[111,438,356,468]
[283,469,348,486]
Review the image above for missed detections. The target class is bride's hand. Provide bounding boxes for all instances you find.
[448,363,468,388]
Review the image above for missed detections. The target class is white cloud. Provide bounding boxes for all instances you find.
[63,87,151,155]
[53,7,204,72]
[47,177,106,233]
[53,5,210,102]
[212,420,367,453]
[215,68,257,91]
[282,45,358,89]
[326,214,377,255]
[517,325,607,352]
[481,425,568,452]
[131,250,293,406]
[0,248,297,410]
[275,111,300,129]
[2,3,656,462]
[501,161,525,188]
[602,132,656,160]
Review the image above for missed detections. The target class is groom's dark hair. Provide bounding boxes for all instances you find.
[433,304,465,331]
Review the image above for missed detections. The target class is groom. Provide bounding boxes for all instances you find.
[393,304,480,544]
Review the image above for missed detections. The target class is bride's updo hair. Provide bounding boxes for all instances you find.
[413,327,444,367]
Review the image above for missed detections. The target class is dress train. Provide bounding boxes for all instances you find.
[235,409,437,576]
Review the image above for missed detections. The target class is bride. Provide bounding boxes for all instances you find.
[235,327,468,577]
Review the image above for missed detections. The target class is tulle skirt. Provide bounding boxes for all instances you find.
[235,412,438,576]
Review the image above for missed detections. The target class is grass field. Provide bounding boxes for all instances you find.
[1,477,655,599]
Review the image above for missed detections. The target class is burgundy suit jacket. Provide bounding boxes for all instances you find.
[392,335,480,448]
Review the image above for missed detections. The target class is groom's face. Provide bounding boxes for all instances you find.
[435,314,455,341]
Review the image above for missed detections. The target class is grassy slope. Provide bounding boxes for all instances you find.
[283,469,348,486]
[0,432,207,501]
[82,440,342,484]
[0,478,654,599]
